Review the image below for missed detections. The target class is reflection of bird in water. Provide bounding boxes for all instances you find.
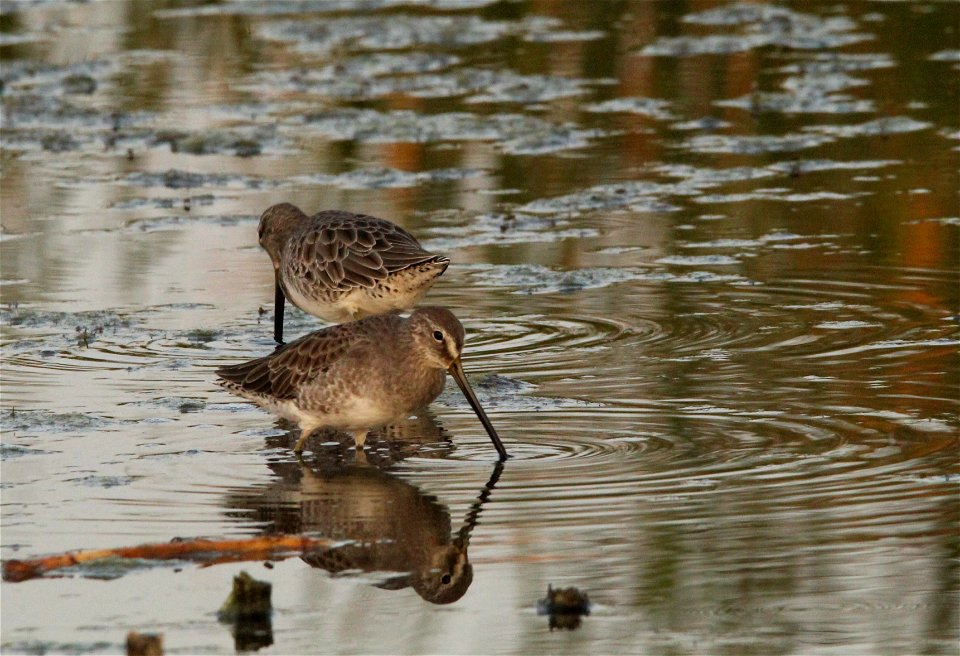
[224,454,503,604]
[257,202,449,344]
[262,410,452,468]
[216,306,508,460]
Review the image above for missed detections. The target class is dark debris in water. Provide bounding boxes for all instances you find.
[218,571,273,622]
[111,194,218,211]
[471,264,642,295]
[653,163,777,186]
[183,328,220,343]
[670,116,732,131]
[122,396,207,413]
[469,262,748,293]
[656,255,739,266]
[39,131,80,152]
[157,0,498,18]
[514,165,798,217]
[470,373,537,396]
[256,14,535,54]
[249,64,591,104]
[0,444,47,460]
[715,91,874,115]
[0,640,116,655]
[125,632,163,656]
[779,52,896,74]
[584,96,674,120]
[517,180,689,216]
[122,169,277,190]
[538,584,591,614]
[680,230,834,253]
[463,70,591,105]
[1,60,161,156]
[151,128,279,157]
[537,585,591,631]
[639,3,871,56]
[421,211,598,250]
[2,87,280,156]
[55,556,175,581]
[692,188,866,205]
[1,308,134,352]
[301,108,607,155]
[808,116,933,138]
[711,50,896,117]
[766,159,900,174]
[109,166,482,196]
[437,373,601,412]
[0,307,131,329]
[0,58,116,96]
[75,324,104,348]
[686,132,835,154]
[218,571,274,652]
[122,214,258,233]
[67,474,135,488]
[292,166,485,190]
[1,408,113,434]
[313,51,462,78]
[61,74,97,95]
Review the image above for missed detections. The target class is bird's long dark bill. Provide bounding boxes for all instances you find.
[273,272,285,345]
[448,359,509,461]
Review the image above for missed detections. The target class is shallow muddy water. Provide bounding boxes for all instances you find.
[1,1,958,654]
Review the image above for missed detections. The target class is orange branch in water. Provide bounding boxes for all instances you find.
[2,535,335,583]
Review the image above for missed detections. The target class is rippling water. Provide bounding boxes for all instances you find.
[1,1,958,654]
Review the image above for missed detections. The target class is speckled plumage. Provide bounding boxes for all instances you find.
[216,307,508,460]
[258,203,449,342]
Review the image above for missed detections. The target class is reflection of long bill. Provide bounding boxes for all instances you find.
[448,358,509,461]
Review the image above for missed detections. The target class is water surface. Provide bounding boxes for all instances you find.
[1,1,958,654]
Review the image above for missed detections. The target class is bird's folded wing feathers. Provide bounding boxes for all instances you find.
[292,212,443,291]
[216,327,359,400]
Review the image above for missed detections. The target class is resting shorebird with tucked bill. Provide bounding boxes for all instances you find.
[216,307,508,461]
[258,203,449,344]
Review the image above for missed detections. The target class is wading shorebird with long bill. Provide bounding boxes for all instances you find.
[258,203,449,344]
[216,307,509,461]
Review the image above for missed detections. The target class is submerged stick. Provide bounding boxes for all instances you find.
[2,534,335,583]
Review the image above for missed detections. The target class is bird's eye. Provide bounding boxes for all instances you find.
[441,574,451,585]
[433,330,444,341]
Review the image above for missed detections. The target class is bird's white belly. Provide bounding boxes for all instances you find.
[283,272,430,323]
[282,279,352,323]
[287,397,397,433]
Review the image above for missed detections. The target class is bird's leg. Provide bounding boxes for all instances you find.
[353,430,368,450]
[293,427,313,454]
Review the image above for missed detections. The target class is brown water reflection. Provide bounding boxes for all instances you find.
[224,442,502,605]
[1,1,958,654]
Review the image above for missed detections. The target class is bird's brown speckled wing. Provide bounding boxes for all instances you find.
[288,211,445,291]
[216,322,368,400]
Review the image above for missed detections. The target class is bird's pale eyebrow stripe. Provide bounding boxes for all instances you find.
[445,335,460,359]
